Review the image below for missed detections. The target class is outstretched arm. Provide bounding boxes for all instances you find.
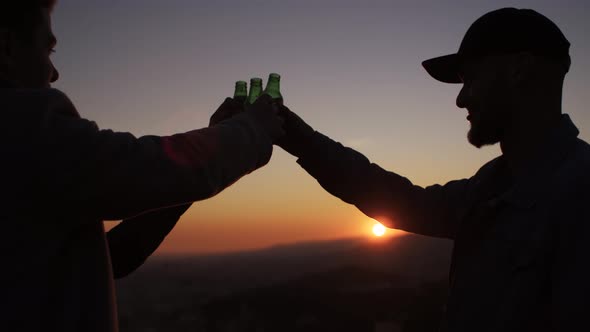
[21,89,283,223]
[104,94,280,278]
[278,107,470,239]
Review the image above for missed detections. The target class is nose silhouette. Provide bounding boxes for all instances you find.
[456,84,469,109]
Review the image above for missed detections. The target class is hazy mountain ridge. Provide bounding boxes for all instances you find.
[119,235,451,289]
[116,234,453,331]
[202,265,449,331]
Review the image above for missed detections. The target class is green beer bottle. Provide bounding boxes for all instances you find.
[263,73,283,103]
[233,80,247,104]
[247,78,263,105]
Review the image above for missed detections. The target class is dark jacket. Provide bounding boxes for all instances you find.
[297,114,590,331]
[0,88,273,331]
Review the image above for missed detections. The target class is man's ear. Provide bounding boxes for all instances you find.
[509,52,536,88]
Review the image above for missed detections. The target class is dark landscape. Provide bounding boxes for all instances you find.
[116,234,453,332]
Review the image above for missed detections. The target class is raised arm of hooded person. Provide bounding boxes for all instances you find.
[105,98,258,278]
[6,88,283,222]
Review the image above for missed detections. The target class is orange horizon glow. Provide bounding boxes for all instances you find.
[105,213,406,255]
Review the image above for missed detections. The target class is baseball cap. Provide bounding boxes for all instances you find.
[422,8,571,84]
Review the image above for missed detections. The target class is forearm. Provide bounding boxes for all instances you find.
[41,98,272,221]
[297,131,466,239]
[107,203,191,279]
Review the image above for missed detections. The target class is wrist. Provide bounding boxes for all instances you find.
[290,130,320,160]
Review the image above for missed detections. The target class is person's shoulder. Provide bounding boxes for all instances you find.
[551,138,590,202]
[562,138,590,178]
[471,155,503,179]
[0,87,69,100]
[0,88,82,139]
[571,138,590,161]
[0,88,74,114]
[2,88,80,123]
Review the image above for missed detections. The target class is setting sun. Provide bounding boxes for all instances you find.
[372,223,386,237]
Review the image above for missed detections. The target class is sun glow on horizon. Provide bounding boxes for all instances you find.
[372,223,386,237]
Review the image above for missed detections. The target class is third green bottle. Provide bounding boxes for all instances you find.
[264,73,283,103]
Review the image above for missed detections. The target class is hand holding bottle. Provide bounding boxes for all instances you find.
[244,93,286,142]
[208,79,249,127]
[210,74,286,142]
[209,96,245,127]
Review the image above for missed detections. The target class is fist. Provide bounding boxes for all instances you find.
[209,97,244,127]
[244,93,286,142]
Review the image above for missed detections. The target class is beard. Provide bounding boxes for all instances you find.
[467,111,505,148]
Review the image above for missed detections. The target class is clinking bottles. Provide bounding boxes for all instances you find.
[239,74,283,105]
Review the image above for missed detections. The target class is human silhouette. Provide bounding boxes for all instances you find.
[278,8,587,331]
[0,2,284,331]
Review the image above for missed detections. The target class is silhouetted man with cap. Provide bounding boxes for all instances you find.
[277,8,588,331]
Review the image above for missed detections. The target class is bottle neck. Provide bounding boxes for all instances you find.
[234,82,247,102]
[247,84,262,104]
[264,81,282,99]
[264,73,282,100]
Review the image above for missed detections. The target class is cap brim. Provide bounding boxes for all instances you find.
[422,54,462,84]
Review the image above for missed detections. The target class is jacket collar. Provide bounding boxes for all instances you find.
[474,114,579,209]
[501,114,579,208]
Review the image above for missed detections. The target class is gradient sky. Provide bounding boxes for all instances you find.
[51,0,589,254]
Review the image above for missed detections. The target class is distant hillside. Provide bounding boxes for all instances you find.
[115,234,453,331]
[117,233,452,292]
[202,265,449,332]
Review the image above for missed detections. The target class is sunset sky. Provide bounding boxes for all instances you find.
[51,0,589,254]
